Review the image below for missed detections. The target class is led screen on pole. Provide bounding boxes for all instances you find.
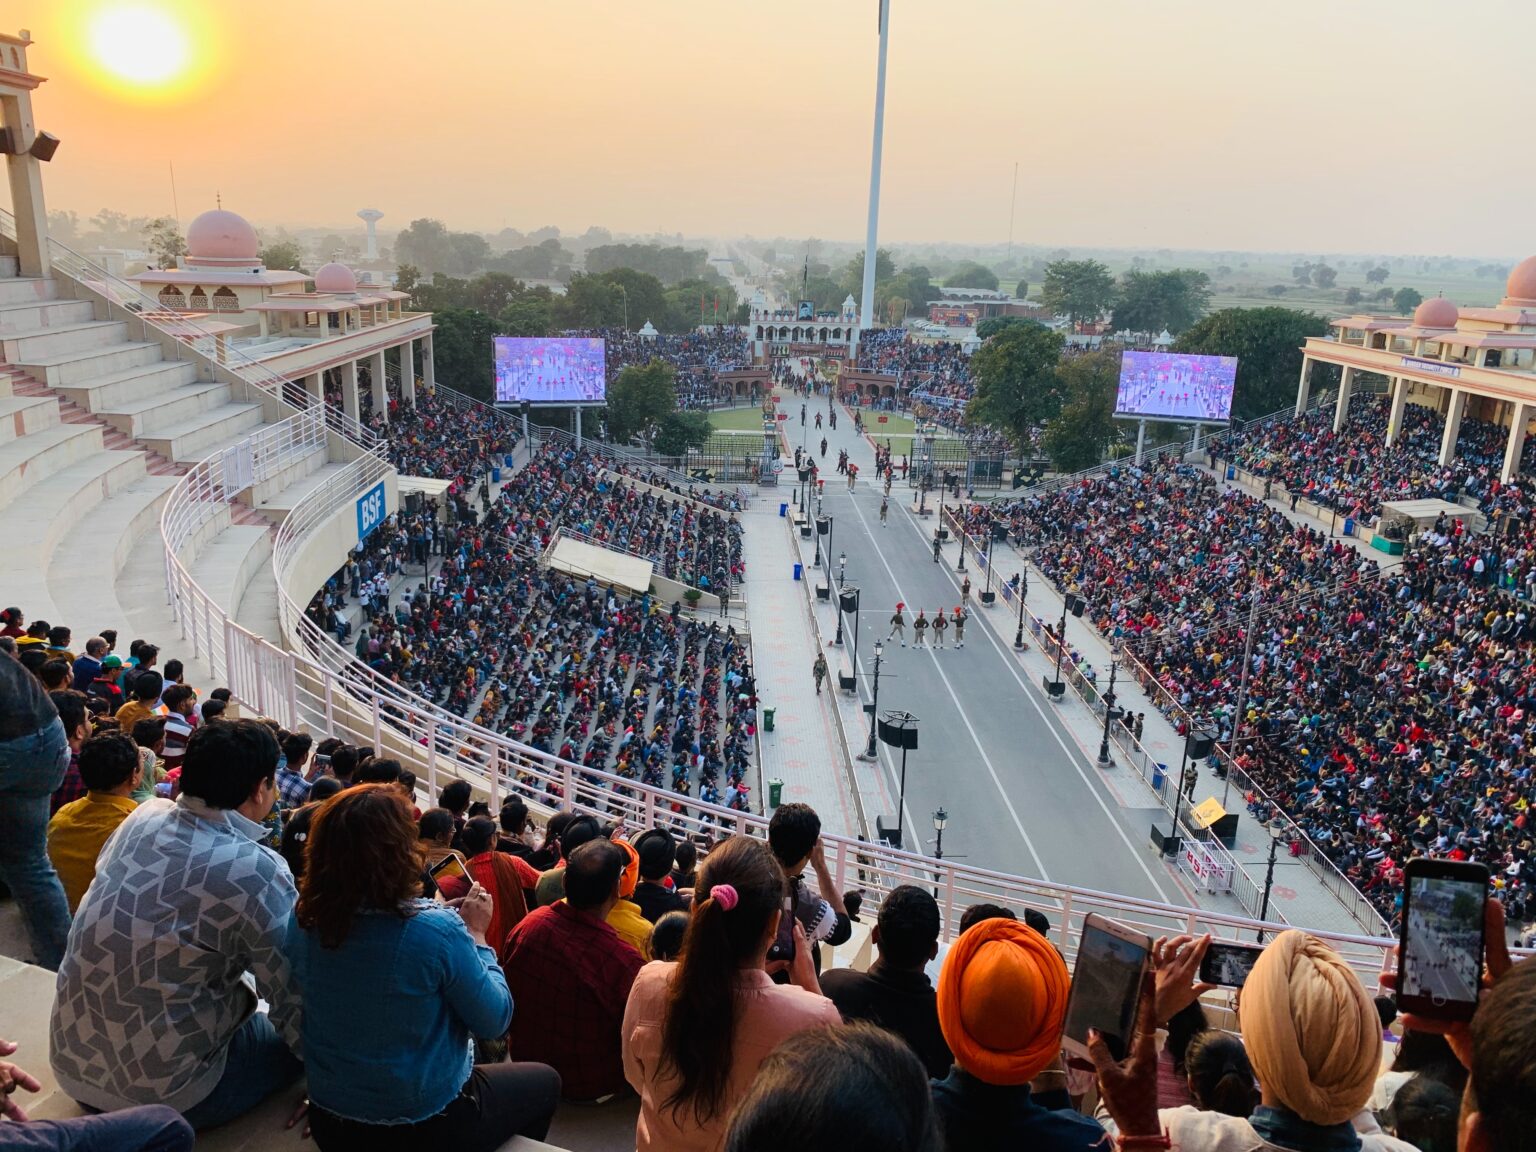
[1114,350,1237,423]
[493,337,607,405]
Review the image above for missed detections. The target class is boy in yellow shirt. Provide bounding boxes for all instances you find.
[46,732,142,911]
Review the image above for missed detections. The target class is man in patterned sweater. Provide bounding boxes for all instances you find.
[49,719,304,1130]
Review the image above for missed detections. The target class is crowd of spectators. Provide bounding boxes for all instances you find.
[5,649,1529,1152]
[1212,393,1535,527]
[572,326,753,410]
[968,439,1536,925]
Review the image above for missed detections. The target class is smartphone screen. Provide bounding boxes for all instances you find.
[1401,870,1485,1015]
[430,854,469,883]
[1063,920,1150,1061]
[1200,941,1263,989]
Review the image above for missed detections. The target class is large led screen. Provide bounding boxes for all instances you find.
[1114,350,1237,423]
[494,337,607,405]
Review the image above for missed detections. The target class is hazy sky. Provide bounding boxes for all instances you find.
[12,0,1535,256]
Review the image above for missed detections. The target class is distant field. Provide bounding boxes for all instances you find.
[1207,257,1507,318]
[707,405,772,432]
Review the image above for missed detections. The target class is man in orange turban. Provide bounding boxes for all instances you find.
[931,917,1106,1151]
[604,839,651,957]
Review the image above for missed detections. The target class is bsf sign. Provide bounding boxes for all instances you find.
[356,482,387,542]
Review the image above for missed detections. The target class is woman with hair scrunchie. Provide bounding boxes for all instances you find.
[622,835,841,1152]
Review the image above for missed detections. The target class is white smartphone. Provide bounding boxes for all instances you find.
[1061,913,1152,1063]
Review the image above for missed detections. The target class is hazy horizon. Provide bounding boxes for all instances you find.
[12,0,1536,260]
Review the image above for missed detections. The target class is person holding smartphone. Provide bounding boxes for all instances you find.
[1092,930,1417,1152]
[288,784,560,1150]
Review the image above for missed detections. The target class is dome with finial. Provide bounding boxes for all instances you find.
[313,261,358,294]
[184,209,260,267]
[1503,255,1536,306]
[1413,296,1458,329]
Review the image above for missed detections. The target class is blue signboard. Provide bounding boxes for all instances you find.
[356,482,387,542]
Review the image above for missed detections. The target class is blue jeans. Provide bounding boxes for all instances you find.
[0,1106,193,1151]
[0,718,72,970]
[178,1012,303,1132]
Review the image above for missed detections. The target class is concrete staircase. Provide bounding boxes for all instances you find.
[0,255,322,661]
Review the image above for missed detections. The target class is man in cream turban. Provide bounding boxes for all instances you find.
[1095,930,1416,1152]
[930,917,1107,1151]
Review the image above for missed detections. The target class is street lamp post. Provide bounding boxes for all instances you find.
[838,551,847,589]
[1257,822,1287,942]
[933,807,947,859]
[1097,656,1119,766]
[861,640,884,760]
[1014,570,1029,650]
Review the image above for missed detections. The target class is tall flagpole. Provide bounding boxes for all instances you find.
[853,0,890,364]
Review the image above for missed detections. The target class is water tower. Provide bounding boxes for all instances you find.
[356,209,384,260]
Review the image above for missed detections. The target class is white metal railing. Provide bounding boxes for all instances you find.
[0,208,379,451]
[148,399,1417,984]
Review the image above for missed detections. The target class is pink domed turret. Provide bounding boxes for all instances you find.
[184,209,260,268]
[1503,255,1536,307]
[313,261,358,294]
[1413,296,1458,329]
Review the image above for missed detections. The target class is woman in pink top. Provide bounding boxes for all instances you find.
[622,835,841,1152]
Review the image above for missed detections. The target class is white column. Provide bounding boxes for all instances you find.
[341,360,360,424]
[1502,402,1530,482]
[1439,388,1466,466]
[423,333,436,393]
[1,93,51,278]
[398,339,416,406]
[304,371,323,403]
[575,406,583,449]
[850,0,891,364]
[1332,366,1355,433]
[370,349,388,422]
[1386,376,1408,446]
[1295,356,1314,415]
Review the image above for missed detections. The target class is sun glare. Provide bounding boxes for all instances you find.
[86,4,192,90]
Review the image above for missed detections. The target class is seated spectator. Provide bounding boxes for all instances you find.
[632,828,689,923]
[420,807,470,901]
[460,815,530,950]
[0,650,72,970]
[275,731,314,809]
[527,811,574,871]
[289,784,559,1150]
[47,690,90,816]
[931,916,1103,1151]
[649,910,688,962]
[199,697,225,725]
[38,659,71,693]
[533,814,602,907]
[113,671,163,736]
[496,797,536,860]
[502,839,644,1101]
[671,838,698,890]
[1383,1075,1457,1152]
[957,901,1015,934]
[46,732,141,911]
[622,834,840,1152]
[70,636,107,692]
[607,839,652,957]
[49,719,303,1129]
[766,803,851,972]
[355,756,403,786]
[724,1022,942,1152]
[128,716,166,804]
[822,884,951,1079]
[1183,1031,1258,1118]
[0,1036,193,1151]
[1095,930,1413,1152]
[45,625,75,665]
[439,778,473,845]
[1159,1000,1208,1109]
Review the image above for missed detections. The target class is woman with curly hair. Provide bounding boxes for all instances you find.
[286,783,559,1151]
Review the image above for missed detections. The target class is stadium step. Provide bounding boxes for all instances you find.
[0,390,60,445]
[12,339,167,388]
[8,368,187,477]
[249,460,354,524]
[0,422,106,510]
[139,401,266,464]
[92,380,234,439]
[0,273,57,306]
[187,523,275,623]
[0,296,97,336]
[54,358,204,414]
[0,318,129,362]
[45,474,180,634]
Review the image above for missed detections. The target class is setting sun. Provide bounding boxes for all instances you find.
[86,3,191,90]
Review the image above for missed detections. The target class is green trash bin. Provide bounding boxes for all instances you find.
[768,778,784,808]
[763,706,776,732]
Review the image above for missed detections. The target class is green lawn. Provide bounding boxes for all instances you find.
[707,405,773,432]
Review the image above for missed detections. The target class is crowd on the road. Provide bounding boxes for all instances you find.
[967,444,1536,926]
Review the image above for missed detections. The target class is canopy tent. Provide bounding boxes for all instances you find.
[544,535,654,595]
[398,475,455,523]
[1378,497,1486,536]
